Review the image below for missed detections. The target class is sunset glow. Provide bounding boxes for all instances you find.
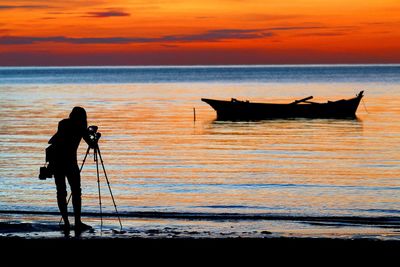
[1,0,399,65]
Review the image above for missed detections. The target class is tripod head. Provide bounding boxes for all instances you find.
[88,125,101,147]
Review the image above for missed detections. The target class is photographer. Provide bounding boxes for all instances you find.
[48,106,93,233]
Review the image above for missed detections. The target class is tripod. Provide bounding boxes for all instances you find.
[62,142,123,231]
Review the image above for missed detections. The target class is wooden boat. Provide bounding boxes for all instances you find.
[202,91,364,120]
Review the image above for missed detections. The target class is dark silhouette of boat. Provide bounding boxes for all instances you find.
[202,91,364,120]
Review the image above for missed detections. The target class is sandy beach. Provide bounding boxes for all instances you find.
[1,213,400,260]
[2,233,400,264]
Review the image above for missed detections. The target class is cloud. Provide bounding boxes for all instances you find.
[266,26,324,31]
[293,25,359,37]
[84,9,130,18]
[303,32,347,37]
[1,26,338,46]
[0,5,50,10]
[0,26,349,45]
[0,36,135,45]
[1,25,359,45]
[161,29,273,42]
[0,28,274,45]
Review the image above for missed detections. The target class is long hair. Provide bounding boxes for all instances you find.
[69,106,87,129]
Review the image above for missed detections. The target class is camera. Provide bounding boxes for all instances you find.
[88,125,101,145]
[39,166,53,180]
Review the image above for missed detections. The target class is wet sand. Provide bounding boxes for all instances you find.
[1,221,400,257]
[0,224,399,267]
[1,212,400,263]
[2,235,399,264]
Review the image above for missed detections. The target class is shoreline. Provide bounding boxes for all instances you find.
[2,211,400,241]
[2,209,399,226]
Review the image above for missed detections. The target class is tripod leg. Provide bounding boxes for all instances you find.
[96,145,123,230]
[80,146,91,172]
[94,147,103,230]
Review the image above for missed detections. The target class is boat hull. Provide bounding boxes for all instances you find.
[202,92,363,120]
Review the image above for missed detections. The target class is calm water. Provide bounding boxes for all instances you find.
[0,65,399,237]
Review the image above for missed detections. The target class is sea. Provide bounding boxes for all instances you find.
[0,65,399,239]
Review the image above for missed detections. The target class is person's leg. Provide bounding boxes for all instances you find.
[54,171,70,229]
[67,164,91,230]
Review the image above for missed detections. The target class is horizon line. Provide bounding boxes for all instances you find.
[1,63,400,68]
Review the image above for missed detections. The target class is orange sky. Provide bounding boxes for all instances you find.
[0,0,399,65]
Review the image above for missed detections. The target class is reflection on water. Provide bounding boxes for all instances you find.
[0,81,399,221]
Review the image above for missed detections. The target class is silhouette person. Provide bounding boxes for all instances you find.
[48,107,93,234]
